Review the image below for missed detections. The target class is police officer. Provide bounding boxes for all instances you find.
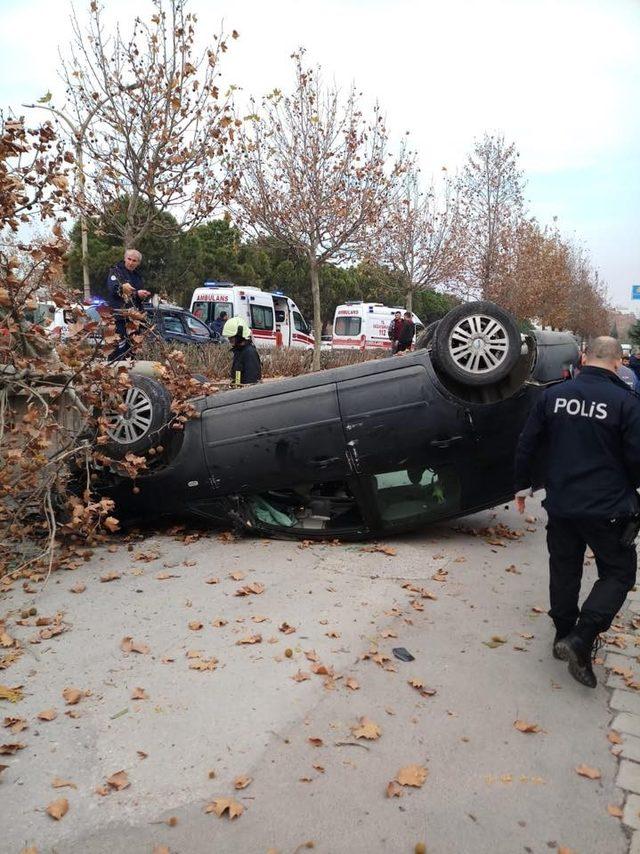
[105,249,152,361]
[514,336,640,688]
[222,317,262,385]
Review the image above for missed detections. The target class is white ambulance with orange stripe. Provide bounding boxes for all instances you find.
[331,302,423,351]
[190,282,314,349]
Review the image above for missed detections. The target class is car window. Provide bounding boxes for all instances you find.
[250,304,274,331]
[162,314,185,334]
[184,314,211,337]
[334,316,361,336]
[192,300,233,324]
[293,311,308,333]
[371,466,461,526]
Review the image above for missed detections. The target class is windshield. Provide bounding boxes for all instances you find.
[192,300,233,325]
[334,316,361,336]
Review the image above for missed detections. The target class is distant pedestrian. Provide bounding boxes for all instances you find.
[105,249,152,361]
[396,311,416,353]
[514,336,640,688]
[212,311,228,337]
[629,351,640,384]
[388,311,403,354]
[222,317,262,385]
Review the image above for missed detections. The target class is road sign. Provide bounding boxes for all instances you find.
[633,285,640,300]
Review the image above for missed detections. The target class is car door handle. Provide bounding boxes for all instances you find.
[429,436,463,448]
[309,456,339,467]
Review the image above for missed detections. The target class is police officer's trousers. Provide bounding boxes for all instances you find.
[546,516,637,635]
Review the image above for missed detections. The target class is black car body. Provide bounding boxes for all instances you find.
[144,304,221,347]
[97,302,578,540]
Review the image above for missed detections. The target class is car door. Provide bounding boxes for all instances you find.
[157,311,190,344]
[182,312,215,344]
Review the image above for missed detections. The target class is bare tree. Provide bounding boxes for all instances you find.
[229,52,399,370]
[459,133,524,299]
[378,160,464,311]
[58,0,237,249]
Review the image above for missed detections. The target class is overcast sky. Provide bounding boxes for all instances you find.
[1,0,638,308]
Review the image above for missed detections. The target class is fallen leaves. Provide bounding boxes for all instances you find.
[120,637,150,655]
[131,687,148,700]
[205,577,221,585]
[395,764,428,787]
[211,618,227,627]
[0,742,26,754]
[513,720,542,734]
[70,582,86,594]
[607,804,623,818]
[575,764,601,780]
[100,571,121,583]
[279,622,296,634]
[233,775,252,790]
[106,770,130,790]
[3,716,27,734]
[291,670,311,682]
[234,582,265,596]
[205,797,244,819]
[229,571,246,581]
[62,687,83,706]
[483,636,507,649]
[386,781,403,798]
[345,677,360,691]
[37,709,57,721]
[155,572,179,580]
[351,717,381,740]
[52,777,77,789]
[46,797,69,820]
[188,621,204,631]
[236,634,262,645]
[361,544,397,556]
[608,731,622,745]
[188,655,218,672]
[407,679,437,698]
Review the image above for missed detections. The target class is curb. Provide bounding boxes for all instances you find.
[607,589,640,852]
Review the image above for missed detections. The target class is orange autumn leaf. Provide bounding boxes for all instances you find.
[100,571,121,583]
[51,777,77,789]
[205,797,244,819]
[607,804,623,818]
[608,731,622,745]
[62,687,82,705]
[46,797,69,820]
[575,764,601,780]
[233,775,252,790]
[345,677,360,691]
[513,719,541,734]
[120,637,150,654]
[386,780,403,798]
[351,717,381,740]
[131,687,148,700]
[188,621,203,631]
[396,764,428,787]
[236,634,262,645]
[291,670,311,682]
[37,709,57,721]
[107,770,130,790]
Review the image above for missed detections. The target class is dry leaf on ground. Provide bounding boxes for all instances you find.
[0,742,25,754]
[229,571,246,581]
[153,847,170,854]
[352,717,381,740]
[37,709,57,721]
[575,764,601,780]
[251,615,268,623]
[386,781,403,798]
[52,777,77,789]
[396,764,428,787]
[0,684,23,702]
[236,634,262,645]
[100,571,121,582]
[308,737,324,747]
[279,622,296,634]
[205,797,244,819]
[62,687,83,706]
[608,804,623,817]
[46,797,69,820]
[234,583,265,596]
[233,775,252,790]
[107,770,130,790]
[189,656,218,671]
[514,720,542,734]
[292,670,311,682]
[205,577,221,585]
[120,637,150,654]
[131,687,148,700]
[345,678,360,691]
[188,621,203,631]
[70,582,86,594]
[608,731,622,745]
[211,618,227,627]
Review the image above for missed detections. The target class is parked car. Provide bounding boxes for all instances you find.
[91,301,578,539]
[143,303,221,347]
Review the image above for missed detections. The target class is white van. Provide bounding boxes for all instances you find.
[331,302,423,351]
[190,282,314,349]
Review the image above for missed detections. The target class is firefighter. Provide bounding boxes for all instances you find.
[222,317,262,385]
[514,336,640,688]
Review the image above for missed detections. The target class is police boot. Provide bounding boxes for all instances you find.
[554,626,598,689]
[552,620,576,660]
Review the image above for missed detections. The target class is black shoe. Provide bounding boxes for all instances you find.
[554,630,597,688]
[553,633,568,660]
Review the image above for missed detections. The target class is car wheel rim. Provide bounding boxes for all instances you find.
[448,314,510,374]
[106,386,154,445]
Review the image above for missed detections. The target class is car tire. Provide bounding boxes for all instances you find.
[415,321,439,349]
[432,301,520,386]
[103,374,172,459]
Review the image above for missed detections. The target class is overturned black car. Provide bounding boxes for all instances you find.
[96,301,578,539]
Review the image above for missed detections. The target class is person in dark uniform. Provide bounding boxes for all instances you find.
[222,317,262,385]
[514,336,640,688]
[396,311,415,353]
[105,249,152,361]
[212,311,228,337]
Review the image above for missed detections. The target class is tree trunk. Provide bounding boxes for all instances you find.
[309,258,322,372]
[405,283,413,313]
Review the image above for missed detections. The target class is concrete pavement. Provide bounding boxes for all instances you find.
[0,496,630,853]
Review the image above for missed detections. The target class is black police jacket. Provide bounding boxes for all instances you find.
[514,365,640,518]
[231,341,262,385]
[105,262,145,311]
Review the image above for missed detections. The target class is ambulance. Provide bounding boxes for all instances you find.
[189,282,314,349]
[331,302,424,351]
